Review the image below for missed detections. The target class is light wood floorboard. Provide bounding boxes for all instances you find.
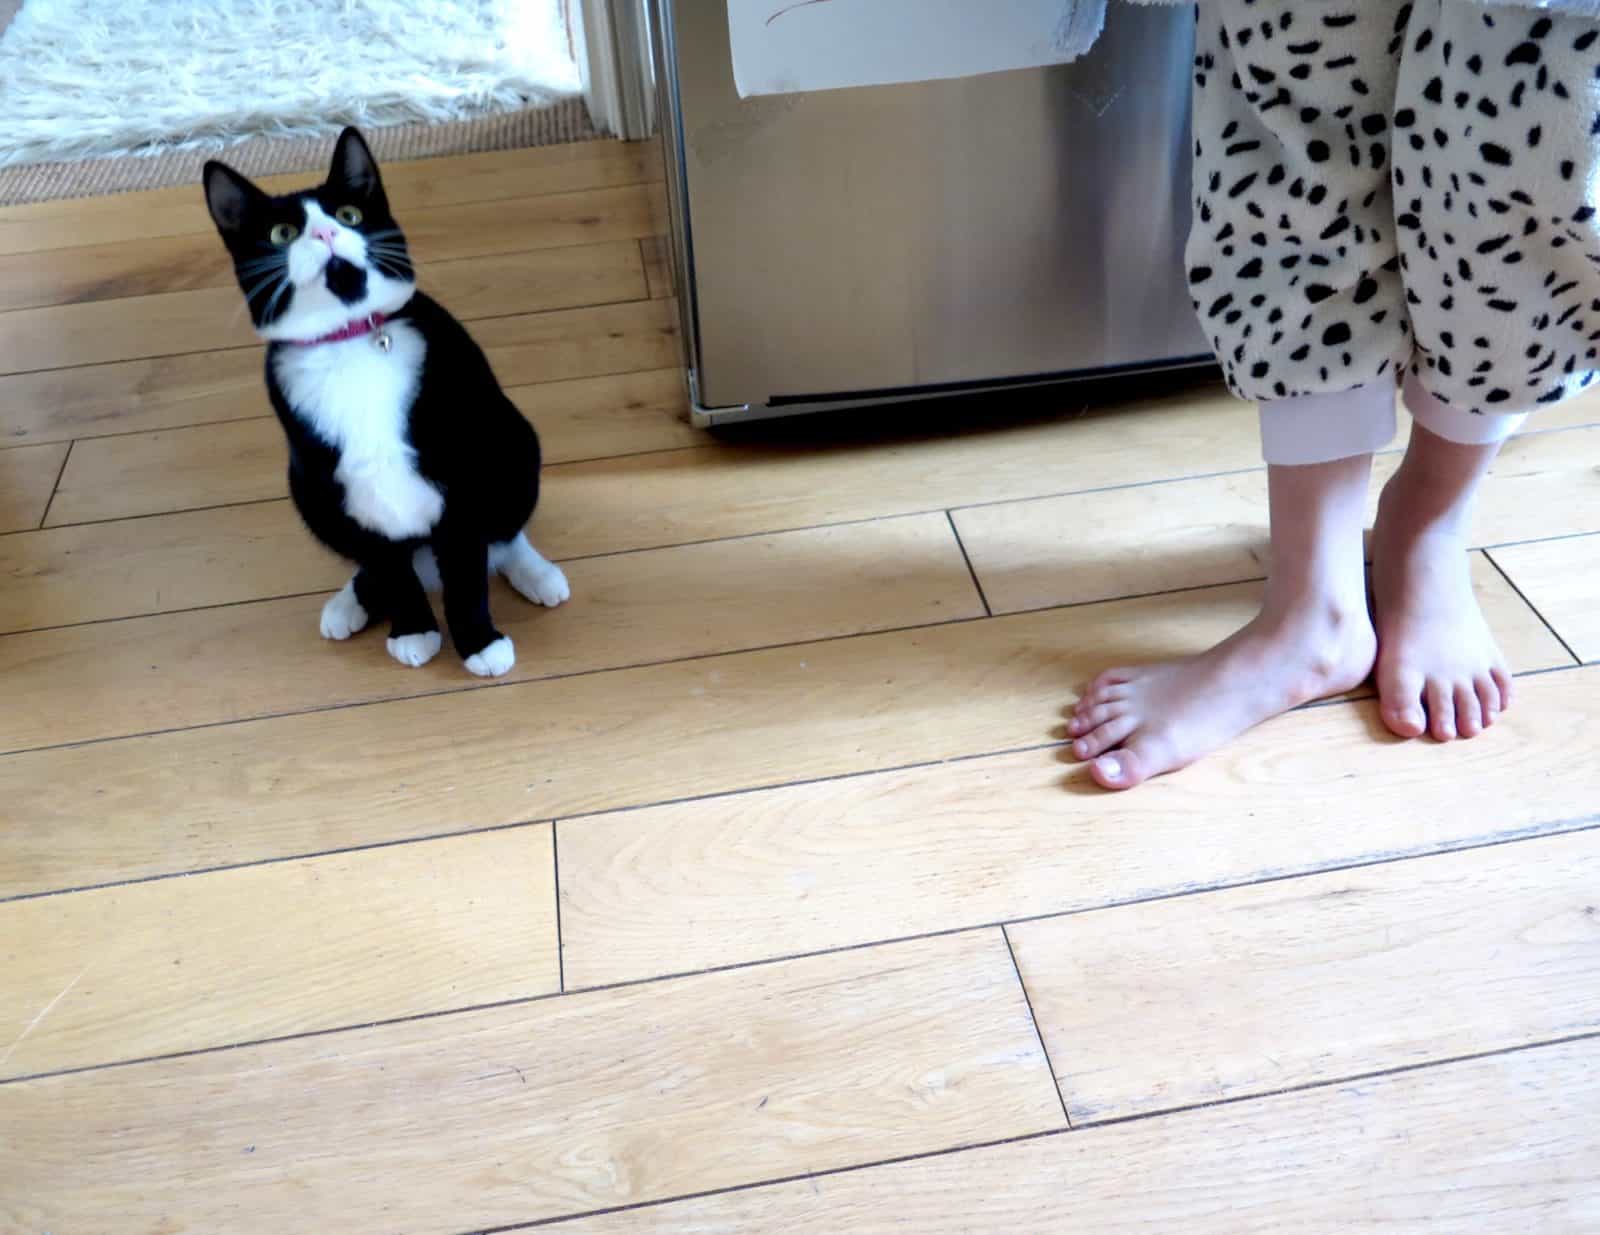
[1008,827,1600,1122]
[0,441,67,532]
[0,826,557,1080]
[560,1036,1600,1234]
[556,662,1599,989]
[0,513,981,752]
[0,240,646,374]
[1489,532,1600,663]
[4,139,1595,1233]
[1,932,1064,1235]
[0,298,680,448]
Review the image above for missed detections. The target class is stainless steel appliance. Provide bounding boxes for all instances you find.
[649,0,1211,426]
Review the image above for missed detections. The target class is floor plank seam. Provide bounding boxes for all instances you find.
[18,432,1598,568]
[10,716,1596,903]
[946,510,993,617]
[0,374,681,460]
[0,609,992,759]
[0,290,665,381]
[477,1129,1073,1233]
[0,412,266,453]
[1001,924,1072,1128]
[2,606,1594,764]
[1071,1028,1600,1132]
[551,822,566,994]
[0,816,557,905]
[1481,548,1585,667]
[0,287,675,383]
[0,586,333,640]
[37,439,71,529]
[0,741,1067,904]
[465,1030,1600,1233]
[7,817,1596,1087]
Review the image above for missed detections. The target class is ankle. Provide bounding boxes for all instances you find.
[1379,468,1473,537]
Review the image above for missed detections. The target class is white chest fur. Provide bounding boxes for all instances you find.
[272,322,444,540]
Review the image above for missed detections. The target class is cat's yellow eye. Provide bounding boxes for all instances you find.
[269,222,299,246]
[335,205,363,226]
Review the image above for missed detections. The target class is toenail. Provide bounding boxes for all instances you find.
[1098,756,1122,781]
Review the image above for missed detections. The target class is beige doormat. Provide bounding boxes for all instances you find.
[0,97,598,206]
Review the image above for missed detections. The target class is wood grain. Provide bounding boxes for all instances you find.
[561,1036,1600,1233]
[1008,828,1600,1122]
[470,296,681,387]
[534,385,1259,559]
[0,240,646,374]
[641,235,674,299]
[21,380,1248,533]
[42,366,692,526]
[1465,552,1577,670]
[0,346,263,447]
[0,298,679,448]
[0,605,1145,898]
[0,931,1064,1235]
[6,448,1565,661]
[510,367,696,461]
[0,502,345,634]
[1489,534,1600,662]
[954,422,1600,614]
[0,513,980,752]
[0,140,664,255]
[555,661,1600,989]
[0,441,67,532]
[0,827,557,1080]
[0,185,661,313]
[48,419,288,525]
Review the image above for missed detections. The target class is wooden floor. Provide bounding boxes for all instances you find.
[2,140,1598,1233]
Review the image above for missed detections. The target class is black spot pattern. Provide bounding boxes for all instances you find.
[1188,0,1600,418]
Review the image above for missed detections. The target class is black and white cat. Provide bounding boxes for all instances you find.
[202,127,568,677]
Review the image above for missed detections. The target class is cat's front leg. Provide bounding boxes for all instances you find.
[343,553,442,667]
[435,530,513,677]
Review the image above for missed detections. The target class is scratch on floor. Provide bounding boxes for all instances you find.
[0,967,86,1071]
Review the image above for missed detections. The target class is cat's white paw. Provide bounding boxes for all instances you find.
[320,581,368,640]
[464,635,515,677]
[505,559,571,607]
[387,631,442,667]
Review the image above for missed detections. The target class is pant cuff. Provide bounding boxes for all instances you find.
[1259,380,1398,466]
[1402,372,1527,446]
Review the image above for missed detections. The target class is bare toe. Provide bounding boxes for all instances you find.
[1379,667,1427,739]
[1454,684,1483,739]
[1070,701,1126,737]
[1073,715,1136,761]
[1476,677,1500,727]
[1492,666,1514,710]
[1426,680,1456,742]
[1092,732,1176,791]
[1091,668,1134,692]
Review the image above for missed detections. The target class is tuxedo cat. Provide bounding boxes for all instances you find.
[202,127,568,677]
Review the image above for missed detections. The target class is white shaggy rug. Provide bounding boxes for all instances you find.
[0,0,582,169]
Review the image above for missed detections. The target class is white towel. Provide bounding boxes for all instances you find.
[731,0,1600,100]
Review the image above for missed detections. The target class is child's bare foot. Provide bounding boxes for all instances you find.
[1069,598,1375,790]
[1068,455,1377,791]
[1371,426,1511,742]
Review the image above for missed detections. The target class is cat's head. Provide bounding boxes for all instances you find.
[202,127,415,342]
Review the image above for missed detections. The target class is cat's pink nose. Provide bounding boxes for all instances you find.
[310,223,338,246]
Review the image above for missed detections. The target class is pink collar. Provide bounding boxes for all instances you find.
[292,311,388,347]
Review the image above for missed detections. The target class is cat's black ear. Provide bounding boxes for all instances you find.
[202,161,262,235]
[329,127,385,201]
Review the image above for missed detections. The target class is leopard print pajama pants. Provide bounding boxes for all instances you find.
[1191,0,1600,463]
